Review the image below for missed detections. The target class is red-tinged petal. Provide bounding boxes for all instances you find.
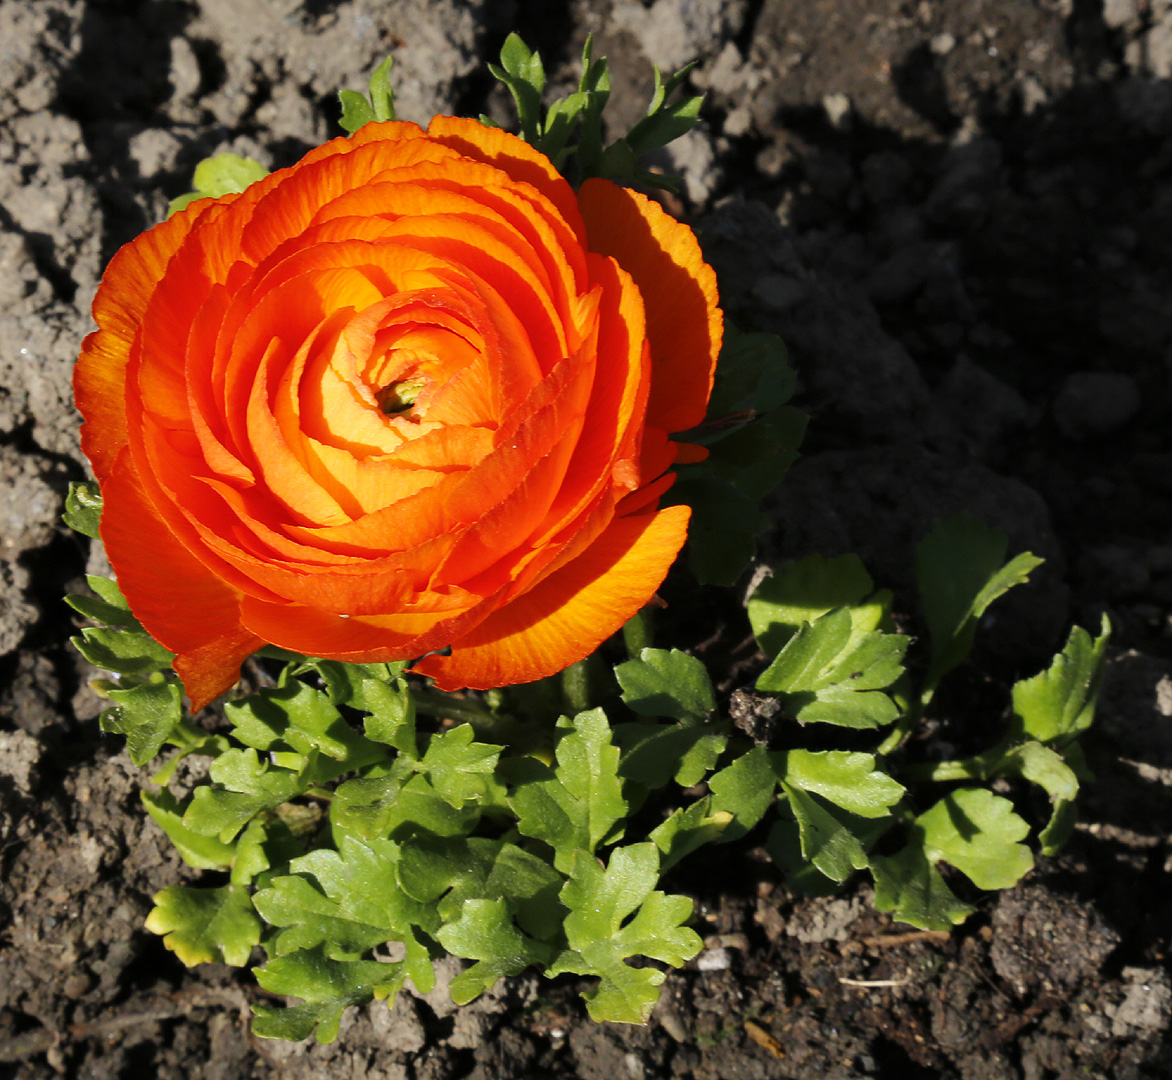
[415,504,691,690]
[673,441,709,464]
[100,449,263,710]
[238,588,498,663]
[577,178,721,433]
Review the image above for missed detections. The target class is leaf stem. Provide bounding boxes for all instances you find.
[622,608,652,659]
[411,687,500,727]
[561,660,592,715]
[899,743,1009,784]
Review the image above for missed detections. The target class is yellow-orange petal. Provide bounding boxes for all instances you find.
[425,115,587,249]
[577,178,721,434]
[415,504,690,689]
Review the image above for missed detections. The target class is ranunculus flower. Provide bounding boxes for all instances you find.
[75,117,721,710]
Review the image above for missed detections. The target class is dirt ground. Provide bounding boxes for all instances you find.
[3,0,1172,1076]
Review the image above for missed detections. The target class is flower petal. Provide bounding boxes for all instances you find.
[577,178,721,433]
[415,504,690,689]
[100,449,262,711]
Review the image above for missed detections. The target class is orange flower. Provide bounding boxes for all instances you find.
[75,117,721,710]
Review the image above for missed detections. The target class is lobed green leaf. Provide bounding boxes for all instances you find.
[101,678,184,766]
[252,947,407,1043]
[510,709,627,872]
[872,788,1034,930]
[1010,615,1110,744]
[551,844,702,1023]
[145,883,260,967]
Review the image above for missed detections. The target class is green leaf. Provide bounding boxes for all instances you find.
[311,660,405,709]
[549,844,702,1023]
[184,748,305,842]
[334,769,480,842]
[764,818,844,897]
[871,788,1034,930]
[397,835,564,940]
[669,472,764,586]
[920,788,1034,890]
[73,624,175,676]
[624,63,703,156]
[416,724,500,808]
[359,675,418,757]
[490,33,545,144]
[705,328,797,421]
[65,576,141,629]
[613,650,725,790]
[1010,615,1110,744]
[252,947,406,1043]
[756,608,908,729]
[615,648,714,723]
[707,747,777,841]
[141,787,235,870]
[748,554,874,657]
[701,409,806,502]
[998,741,1080,855]
[145,883,260,967]
[870,845,977,931]
[780,785,871,884]
[225,678,381,768]
[338,56,396,134]
[168,153,269,216]
[776,750,904,818]
[101,678,184,766]
[62,481,102,538]
[916,513,1044,693]
[510,709,627,872]
[616,721,727,791]
[231,816,274,888]
[649,797,733,872]
[367,55,395,121]
[255,835,438,970]
[438,898,555,1004]
[337,89,374,134]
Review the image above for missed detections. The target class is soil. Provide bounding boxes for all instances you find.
[3,0,1172,1077]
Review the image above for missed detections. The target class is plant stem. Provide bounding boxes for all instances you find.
[899,744,1007,784]
[411,687,500,727]
[561,659,592,715]
[622,608,652,658]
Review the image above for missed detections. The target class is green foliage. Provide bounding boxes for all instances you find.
[670,327,806,585]
[338,56,396,134]
[744,513,1110,930]
[145,883,261,967]
[915,513,1044,700]
[168,153,270,216]
[872,789,1033,930]
[486,33,704,191]
[510,709,627,871]
[756,607,908,729]
[548,844,702,1023]
[63,480,102,538]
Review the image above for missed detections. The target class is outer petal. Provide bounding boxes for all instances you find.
[577,178,721,434]
[415,504,691,690]
[425,115,587,249]
[75,195,236,480]
[101,449,263,711]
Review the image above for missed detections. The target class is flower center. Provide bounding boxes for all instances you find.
[377,376,427,418]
